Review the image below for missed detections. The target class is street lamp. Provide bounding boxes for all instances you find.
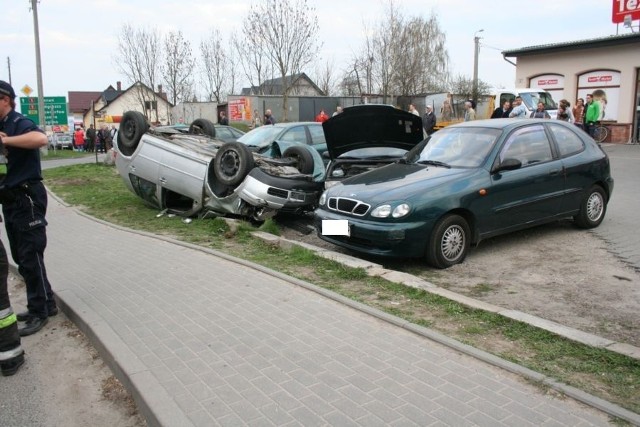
[473,29,484,107]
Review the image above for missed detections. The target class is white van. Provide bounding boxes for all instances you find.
[493,88,558,119]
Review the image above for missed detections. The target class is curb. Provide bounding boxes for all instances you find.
[254,231,640,361]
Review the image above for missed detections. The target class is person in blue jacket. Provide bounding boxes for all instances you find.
[0,80,57,338]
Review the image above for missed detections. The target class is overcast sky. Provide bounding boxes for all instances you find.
[1,0,630,100]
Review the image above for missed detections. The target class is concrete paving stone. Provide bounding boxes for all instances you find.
[238,386,273,409]
[214,412,246,427]
[467,397,512,421]
[343,374,378,393]
[201,398,234,420]
[187,409,216,427]
[258,402,298,425]
[435,381,480,405]
[351,413,388,427]
[329,395,371,420]
[468,385,512,408]
[465,410,509,427]
[368,387,408,410]
[433,406,480,425]
[286,405,327,426]
[174,391,205,414]
[394,404,440,425]
[434,393,477,417]
[299,393,339,418]
[361,401,404,424]
[313,371,350,391]
[267,390,303,412]
[225,373,255,393]
[323,410,362,427]
[504,400,557,425]
[337,384,376,406]
[169,365,200,387]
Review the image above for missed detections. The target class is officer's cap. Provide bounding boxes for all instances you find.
[0,81,16,99]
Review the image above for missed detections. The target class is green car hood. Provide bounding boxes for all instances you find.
[328,163,473,203]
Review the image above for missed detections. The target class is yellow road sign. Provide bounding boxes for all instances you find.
[21,85,33,96]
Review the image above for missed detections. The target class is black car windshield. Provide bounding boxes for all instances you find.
[237,126,283,149]
[410,127,500,168]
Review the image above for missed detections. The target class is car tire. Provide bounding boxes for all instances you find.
[574,185,607,229]
[189,119,216,138]
[283,146,314,174]
[213,142,255,187]
[426,214,470,269]
[117,111,149,156]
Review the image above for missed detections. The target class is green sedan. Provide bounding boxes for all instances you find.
[315,118,614,269]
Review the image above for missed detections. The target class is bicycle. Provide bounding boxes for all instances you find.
[592,123,609,143]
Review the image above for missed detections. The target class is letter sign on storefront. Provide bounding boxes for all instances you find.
[612,0,640,23]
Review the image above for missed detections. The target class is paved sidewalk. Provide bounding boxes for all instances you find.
[8,196,636,426]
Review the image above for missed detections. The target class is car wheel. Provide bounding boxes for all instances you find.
[426,214,470,269]
[118,111,149,156]
[574,185,607,229]
[282,146,314,174]
[213,142,255,187]
[189,119,216,138]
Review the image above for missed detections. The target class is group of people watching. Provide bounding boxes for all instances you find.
[416,93,603,139]
[489,94,602,136]
[73,124,115,152]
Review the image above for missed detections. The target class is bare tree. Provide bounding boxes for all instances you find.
[352,1,450,100]
[449,74,491,102]
[114,24,162,122]
[242,0,321,121]
[200,29,228,103]
[231,33,273,96]
[392,13,449,95]
[312,58,337,96]
[162,31,196,110]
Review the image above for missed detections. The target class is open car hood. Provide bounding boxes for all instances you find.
[322,105,424,159]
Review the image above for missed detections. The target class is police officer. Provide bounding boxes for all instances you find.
[0,80,57,337]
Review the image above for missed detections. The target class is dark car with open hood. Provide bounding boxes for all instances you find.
[315,118,614,268]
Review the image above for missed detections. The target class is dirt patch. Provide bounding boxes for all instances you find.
[279,218,640,348]
[6,274,146,426]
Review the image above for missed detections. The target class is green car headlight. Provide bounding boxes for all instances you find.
[371,205,392,218]
[371,203,411,218]
[392,203,410,218]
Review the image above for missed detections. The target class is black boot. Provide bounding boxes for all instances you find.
[0,309,24,376]
[0,347,25,376]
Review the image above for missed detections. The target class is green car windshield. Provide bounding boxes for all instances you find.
[412,127,501,168]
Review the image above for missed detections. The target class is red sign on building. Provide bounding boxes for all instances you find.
[612,0,640,23]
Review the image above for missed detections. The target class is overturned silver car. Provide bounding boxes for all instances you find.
[114,111,325,221]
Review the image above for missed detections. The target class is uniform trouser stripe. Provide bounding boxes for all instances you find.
[0,307,13,319]
[0,345,24,361]
[0,313,17,329]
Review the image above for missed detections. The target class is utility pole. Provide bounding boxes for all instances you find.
[30,0,46,131]
[473,29,484,107]
[6,57,11,86]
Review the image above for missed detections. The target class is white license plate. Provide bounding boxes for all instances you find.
[321,220,350,236]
